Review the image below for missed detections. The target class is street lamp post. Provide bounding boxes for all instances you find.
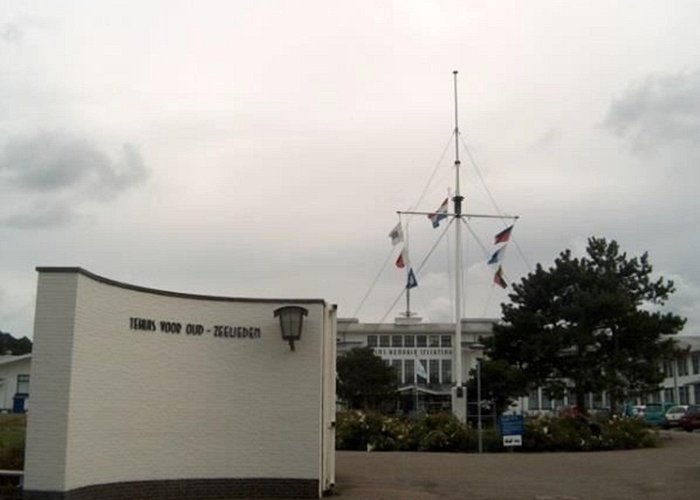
[470,342,485,454]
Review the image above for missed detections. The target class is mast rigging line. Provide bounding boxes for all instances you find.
[458,133,532,271]
[377,218,455,326]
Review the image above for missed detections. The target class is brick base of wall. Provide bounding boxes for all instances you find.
[23,478,320,500]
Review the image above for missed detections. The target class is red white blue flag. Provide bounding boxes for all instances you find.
[428,198,449,228]
[494,225,513,244]
[494,266,507,289]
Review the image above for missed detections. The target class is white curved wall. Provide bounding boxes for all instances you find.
[24,268,335,497]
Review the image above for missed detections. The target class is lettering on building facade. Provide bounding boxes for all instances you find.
[129,317,261,339]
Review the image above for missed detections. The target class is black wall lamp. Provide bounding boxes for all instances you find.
[274,306,308,351]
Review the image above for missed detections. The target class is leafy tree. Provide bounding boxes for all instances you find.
[0,331,32,355]
[486,237,685,413]
[337,346,398,410]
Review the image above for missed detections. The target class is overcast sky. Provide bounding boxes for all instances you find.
[2,1,699,338]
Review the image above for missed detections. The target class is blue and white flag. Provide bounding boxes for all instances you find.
[428,198,449,228]
[406,268,418,289]
[488,245,507,265]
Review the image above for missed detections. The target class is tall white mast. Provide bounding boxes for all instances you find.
[452,70,464,388]
[452,71,465,405]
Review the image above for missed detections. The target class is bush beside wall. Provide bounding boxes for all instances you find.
[336,411,657,453]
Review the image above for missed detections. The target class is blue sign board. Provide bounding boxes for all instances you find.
[500,414,524,436]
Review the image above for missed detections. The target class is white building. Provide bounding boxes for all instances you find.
[0,354,31,412]
[337,316,493,413]
[338,316,700,413]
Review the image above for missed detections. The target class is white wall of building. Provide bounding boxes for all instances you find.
[25,268,335,497]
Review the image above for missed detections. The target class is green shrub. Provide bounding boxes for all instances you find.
[335,411,657,453]
[412,413,471,452]
[336,411,412,451]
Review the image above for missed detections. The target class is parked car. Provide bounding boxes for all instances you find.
[661,405,689,429]
[641,403,675,426]
[679,405,700,432]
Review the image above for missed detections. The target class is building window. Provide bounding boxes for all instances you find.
[692,352,700,375]
[404,335,415,347]
[367,335,377,347]
[694,384,700,404]
[678,358,689,377]
[429,335,440,347]
[404,359,415,384]
[16,374,29,395]
[392,335,403,347]
[664,388,674,403]
[429,360,440,384]
[379,335,390,347]
[528,389,540,410]
[441,335,451,347]
[416,335,427,347]
[679,386,690,405]
[391,360,402,383]
[649,391,661,403]
[441,359,452,384]
[541,391,552,410]
[663,360,673,378]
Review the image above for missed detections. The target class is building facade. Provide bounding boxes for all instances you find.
[0,354,31,412]
[338,316,700,414]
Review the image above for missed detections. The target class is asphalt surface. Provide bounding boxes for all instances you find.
[332,430,700,499]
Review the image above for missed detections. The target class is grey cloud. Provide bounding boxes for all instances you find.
[604,70,700,152]
[0,133,147,195]
[0,132,148,228]
[0,203,73,229]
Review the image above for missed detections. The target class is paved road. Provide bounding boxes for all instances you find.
[333,430,700,499]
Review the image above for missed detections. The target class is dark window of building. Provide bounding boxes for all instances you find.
[678,358,688,377]
[679,386,690,405]
[429,335,440,347]
[392,335,403,347]
[404,359,415,384]
[441,359,452,384]
[391,360,402,383]
[367,335,377,347]
[16,374,29,394]
[694,384,700,404]
[429,360,439,384]
[663,361,673,378]
[664,388,675,403]
[441,335,451,347]
[528,389,539,410]
[541,391,552,410]
[416,335,427,347]
[379,335,390,347]
[404,335,415,347]
[692,352,700,375]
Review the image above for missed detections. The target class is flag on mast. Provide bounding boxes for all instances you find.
[415,359,428,380]
[406,268,418,289]
[395,248,406,269]
[494,225,514,244]
[494,265,507,289]
[428,198,449,228]
[487,245,506,265]
[389,222,404,246]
